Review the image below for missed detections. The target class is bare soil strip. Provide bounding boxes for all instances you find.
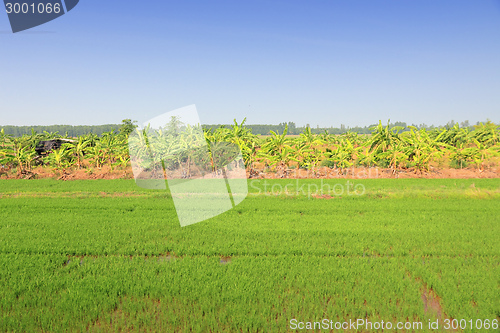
[2,166,500,180]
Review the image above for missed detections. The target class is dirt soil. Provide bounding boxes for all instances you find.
[249,166,500,179]
[1,165,499,180]
[0,165,134,180]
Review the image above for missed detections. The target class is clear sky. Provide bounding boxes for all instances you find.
[1,0,499,127]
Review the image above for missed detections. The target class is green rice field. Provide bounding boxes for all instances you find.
[0,179,499,332]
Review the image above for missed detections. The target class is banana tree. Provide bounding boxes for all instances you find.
[325,139,360,175]
[299,127,325,173]
[178,124,206,178]
[85,144,107,169]
[472,121,499,146]
[319,130,332,143]
[369,120,404,154]
[45,145,72,170]
[358,148,377,168]
[1,138,37,176]
[241,140,259,175]
[326,149,352,175]
[0,129,12,149]
[82,133,99,147]
[291,141,312,170]
[100,131,120,167]
[23,129,44,150]
[341,131,364,146]
[111,140,132,170]
[113,153,130,169]
[449,142,469,169]
[379,143,408,174]
[17,146,37,174]
[299,127,323,147]
[41,130,60,140]
[128,126,154,170]
[68,136,90,169]
[259,145,297,178]
[0,142,14,171]
[436,123,469,147]
[224,118,258,170]
[302,148,324,176]
[403,127,446,173]
[261,125,290,156]
[224,118,252,147]
[259,125,294,175]
[465,139,499,171]
[0,130,14,174]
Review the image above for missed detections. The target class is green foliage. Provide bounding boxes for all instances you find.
[119,119,138,137]
[1,120,500,178]
[0,124,120,137]
[258,125,295,174]
[0,179,498,331]
[368,120,404,155]
[324,138,359,174]
[45,145,72,170]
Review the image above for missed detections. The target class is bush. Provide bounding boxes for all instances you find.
[320,159,336,168]
[449,159,468,169]
[376,159,390,168]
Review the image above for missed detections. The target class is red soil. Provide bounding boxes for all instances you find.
[1,165,499,180]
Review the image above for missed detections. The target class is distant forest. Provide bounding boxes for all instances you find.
[0,124,121,137]
[204,120,481,135]
[0,120,487,137]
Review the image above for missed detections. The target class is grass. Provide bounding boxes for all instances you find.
[0,179,499,332]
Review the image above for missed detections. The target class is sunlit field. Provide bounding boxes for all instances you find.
[0,179,498,332]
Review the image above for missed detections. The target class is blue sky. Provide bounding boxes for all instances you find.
[1,0,499,127]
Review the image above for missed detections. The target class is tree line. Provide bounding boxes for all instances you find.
[2,119,489,137]
[1,116,499,179]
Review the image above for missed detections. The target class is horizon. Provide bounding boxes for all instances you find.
[1,118,497,130]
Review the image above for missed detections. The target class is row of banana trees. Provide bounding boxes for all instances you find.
[250,120,500,175]
[0,129,130,176]
[1,120,499,178]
